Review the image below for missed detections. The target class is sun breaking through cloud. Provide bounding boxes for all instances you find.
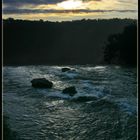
[2,0,138,21]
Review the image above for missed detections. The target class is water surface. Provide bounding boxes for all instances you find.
[3,65,137,140]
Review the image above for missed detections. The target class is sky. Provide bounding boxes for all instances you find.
[2,0,138,21]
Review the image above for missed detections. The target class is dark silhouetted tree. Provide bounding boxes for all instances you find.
[104,24,137,66]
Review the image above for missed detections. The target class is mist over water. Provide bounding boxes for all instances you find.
[3,65,137,140]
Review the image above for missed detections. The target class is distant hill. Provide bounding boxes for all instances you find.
[3,18,137,65]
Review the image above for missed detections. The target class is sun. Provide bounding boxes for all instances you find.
[57,0,83,10]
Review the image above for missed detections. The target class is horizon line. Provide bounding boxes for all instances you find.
[2,17,138,22]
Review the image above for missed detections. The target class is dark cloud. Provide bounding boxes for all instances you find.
[3,0,103,6]
[3,7,137,14]
[3,0,65,6]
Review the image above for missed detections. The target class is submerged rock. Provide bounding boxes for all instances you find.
[31,78,53,88]
[61,67,71,72]
[62,86,77,96]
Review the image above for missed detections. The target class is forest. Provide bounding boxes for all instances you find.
[3,18,137,66]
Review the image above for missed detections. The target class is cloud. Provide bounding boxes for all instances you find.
[3,7,137,14]
[82,0,102,1]
[3,0,65,6]
[3,0,138,20]
[3,0,138,6]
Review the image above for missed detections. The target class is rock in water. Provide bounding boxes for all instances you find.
[62,86,77,96]
[61,67,71,72]
[31,78,53,88]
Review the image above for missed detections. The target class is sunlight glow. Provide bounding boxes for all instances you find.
[57,0,83,10]
[3,0,138,21]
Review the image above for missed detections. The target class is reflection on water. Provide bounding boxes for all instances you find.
[3,65,137,140]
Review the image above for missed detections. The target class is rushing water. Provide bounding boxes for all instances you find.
[3,65,137,140]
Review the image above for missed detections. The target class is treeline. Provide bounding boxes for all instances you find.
[3,18,137,65]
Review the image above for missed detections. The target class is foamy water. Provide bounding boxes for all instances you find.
[3,65,137,140]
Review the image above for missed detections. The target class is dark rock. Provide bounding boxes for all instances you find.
[31,78,53,88]
[62,67,71,72]
[62,86,77,96]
